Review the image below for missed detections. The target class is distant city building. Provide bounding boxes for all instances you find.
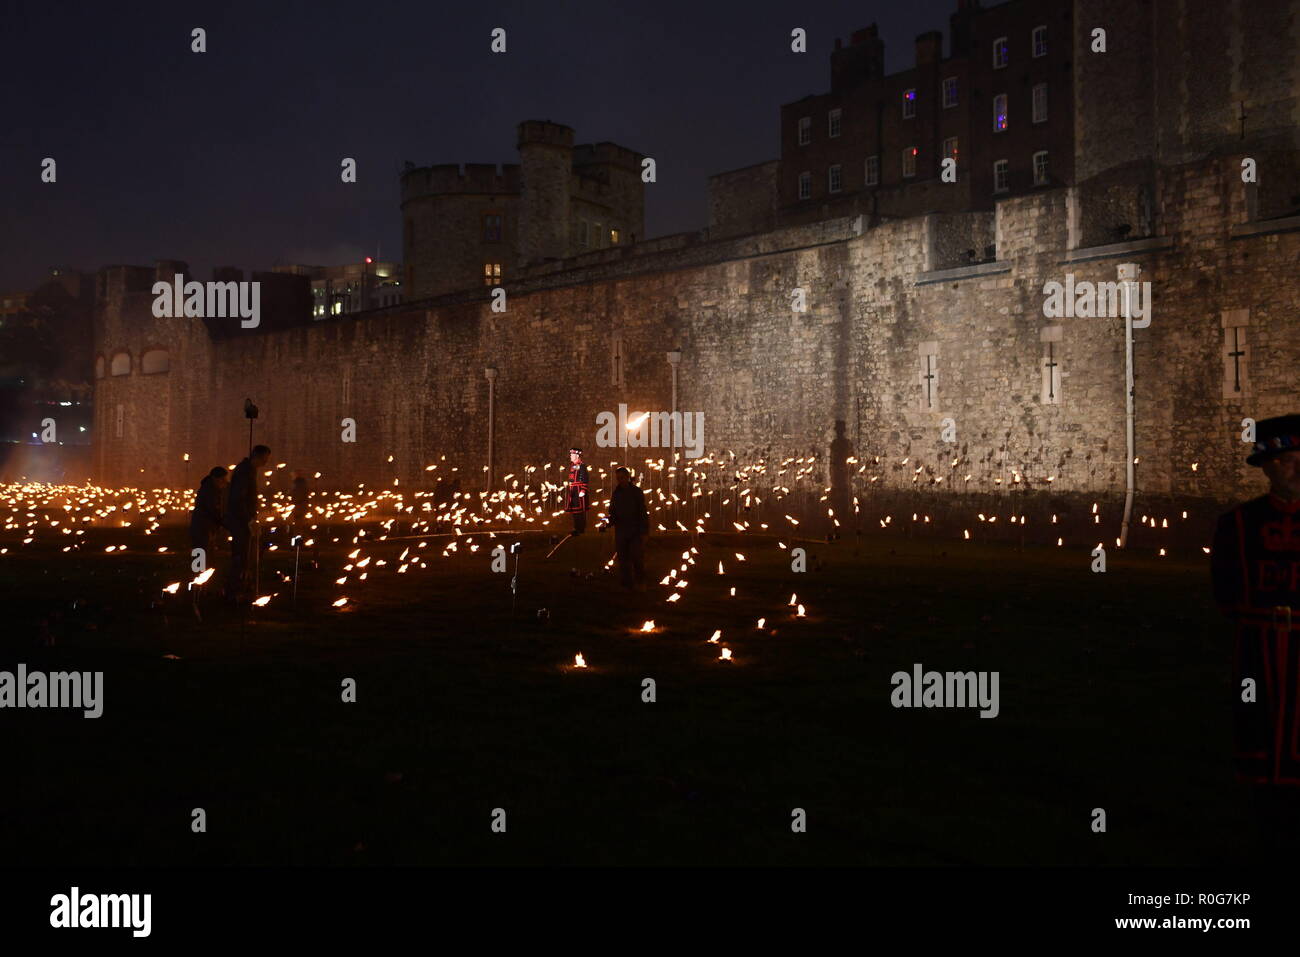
[273,261,403,318]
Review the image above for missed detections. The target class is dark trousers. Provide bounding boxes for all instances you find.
[1251,785,1300,854]
[227,524,255,598]
[615,531,645,587]
[571,511,587,535]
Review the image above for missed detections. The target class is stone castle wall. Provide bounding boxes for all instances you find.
[93,154,1300,534]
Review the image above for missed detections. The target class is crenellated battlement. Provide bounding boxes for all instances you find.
[573,141,642,171]
[516,119,575,151]
[401,163,521,201]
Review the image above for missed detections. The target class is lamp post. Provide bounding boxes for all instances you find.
[485,367,498,491]
[666,349,681,515]
[1117,262,1139,549]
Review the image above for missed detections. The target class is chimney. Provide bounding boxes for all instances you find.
[830,24,884,93]
[915,31,942,67]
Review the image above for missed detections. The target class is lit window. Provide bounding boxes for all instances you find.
[483,213,502,243]
[1032,83,1048,123]
[829,165,842,193]
[942,77,958,109]
[798,116,811,145]
[994,94,1008,131]
[110,352,131,376]
[798,171,812,199]
[903,148,917,179]
[484,263,502,286]
[611,229,620,244]
[903,89,916,119]
[993,37,1008,68]
[864,155,879,187]
[1033,151,1049,186]
[1032,26,1048,58]
[993,159,1009,193]
[829,108,842,137]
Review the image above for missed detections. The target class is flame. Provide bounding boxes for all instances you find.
[574,653,587,668]
[640,620,655,632]
[163,582,180,594]
[709,630,721,643]
[720,647,733,661]
[192,567,215,586]
[757,618,765,629]
[796,604,806,617]
[253,595,271,607]
[333,597,349,608]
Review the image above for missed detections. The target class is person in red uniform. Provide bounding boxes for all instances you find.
[1210,414,1300,852]
[561,447,594,572]
[565,447,591,533]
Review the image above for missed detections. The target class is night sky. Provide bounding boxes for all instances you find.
[2,0,953,292]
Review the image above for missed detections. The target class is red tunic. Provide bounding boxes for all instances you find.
[1211,494,1300,786]
[565,463,590,513]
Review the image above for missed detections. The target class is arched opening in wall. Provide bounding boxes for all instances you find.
[141,349,170,374]
[110,352,131,376]
[95,356,105,379]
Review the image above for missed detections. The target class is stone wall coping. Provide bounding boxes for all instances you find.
[914,260,1011,286]
[1060,235,1173,264]
[1230,214,1300,239]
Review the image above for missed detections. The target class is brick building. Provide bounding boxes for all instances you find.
[712,0,1077,239]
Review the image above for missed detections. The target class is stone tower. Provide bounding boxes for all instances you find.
[517,120,575,267]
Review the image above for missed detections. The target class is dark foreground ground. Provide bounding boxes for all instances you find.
[1,519,1256,866]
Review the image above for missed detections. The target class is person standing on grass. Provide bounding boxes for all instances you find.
[225,444,270,602]
[604,466,648,589]
[189,466,228,560]
[563,446,593,573]
[1210,414,1300,853]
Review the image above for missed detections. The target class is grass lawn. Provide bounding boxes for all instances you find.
[2,518,1255,866]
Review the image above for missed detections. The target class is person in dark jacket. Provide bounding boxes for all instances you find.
[1210,413,1300,851]
[605,466,649,588]
[189,466,228,558]
[225,444,270,601]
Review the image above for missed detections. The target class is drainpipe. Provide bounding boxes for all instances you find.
[485,367,497,490]
[667,349,681,504]
[1117,263,1139,549]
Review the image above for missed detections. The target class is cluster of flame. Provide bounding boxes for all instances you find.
[1,450,1212,630]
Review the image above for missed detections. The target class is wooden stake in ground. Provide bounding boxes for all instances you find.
[545,534,573,559]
